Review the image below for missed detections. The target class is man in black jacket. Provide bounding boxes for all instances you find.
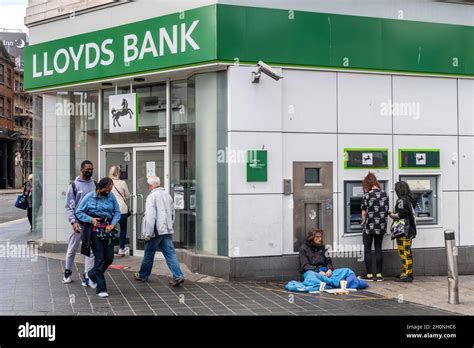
[299,228,333,277]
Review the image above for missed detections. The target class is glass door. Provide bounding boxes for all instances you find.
[103,148,133,252]
[133,147,168,253]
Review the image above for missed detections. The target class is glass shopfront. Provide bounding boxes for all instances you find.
[98,71,228,256]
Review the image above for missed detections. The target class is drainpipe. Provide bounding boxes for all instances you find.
[444,229,459,305]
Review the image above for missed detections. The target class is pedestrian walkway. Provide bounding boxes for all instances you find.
[0,255,456,316]
[0,189,22,195]
[0,219,462,316]
[366,276,474,315]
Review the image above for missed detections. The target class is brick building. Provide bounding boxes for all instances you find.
[0,41,16,189]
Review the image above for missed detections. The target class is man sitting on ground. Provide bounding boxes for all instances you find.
[285,228,368,292]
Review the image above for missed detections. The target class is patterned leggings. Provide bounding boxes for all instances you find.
[396,236,413,276]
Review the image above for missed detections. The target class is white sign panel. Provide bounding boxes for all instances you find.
[146,161,156,178]
[109,93,137,133]
[407,179,431,191]
[415,153,426,165]
[352,186,364,197]
[362,153,373,166]
[173,185,185,210]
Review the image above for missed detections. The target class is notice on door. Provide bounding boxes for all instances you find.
[173,185,185,210]
[146,161,156,177]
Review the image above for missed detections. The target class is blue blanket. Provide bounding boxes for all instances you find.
[285,268,368,292]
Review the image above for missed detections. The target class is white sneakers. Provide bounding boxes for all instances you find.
[117,247,130,257]
[97,292,109,298]
[81,272,98,288]
[62,270,72,284]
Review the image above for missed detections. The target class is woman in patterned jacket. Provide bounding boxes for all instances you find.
[359,172,389,282]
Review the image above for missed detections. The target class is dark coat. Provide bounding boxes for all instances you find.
[394,195,417,239]
[298,241,333,274]
[80,222,93,257]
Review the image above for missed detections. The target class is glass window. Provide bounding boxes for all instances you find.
[0,96,4,116]
[32,95,43,234]
[170,72,228,256]
[6,97,11,118]
[7,68,11,86]
[102,84,166,144]
[55,91,99,180]
[304,168,320,184]
[171,79,196,249]
[0,64,4,83]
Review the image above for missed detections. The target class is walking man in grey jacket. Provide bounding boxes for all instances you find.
[134,176,184,286]
[63,160,97,287]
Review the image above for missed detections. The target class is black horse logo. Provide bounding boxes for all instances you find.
[111,98,134,127]
[363,155,372,163]
[417,155,424,162]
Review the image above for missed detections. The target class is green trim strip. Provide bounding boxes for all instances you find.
[25,4,474,90]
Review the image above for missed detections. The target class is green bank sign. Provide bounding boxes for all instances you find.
[25,4,474,90]
[24,5,217,90]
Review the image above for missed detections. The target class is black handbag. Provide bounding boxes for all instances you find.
[390,218,410,240]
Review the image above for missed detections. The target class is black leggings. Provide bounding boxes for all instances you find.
[363,233,384,275]
[27,207,32,230]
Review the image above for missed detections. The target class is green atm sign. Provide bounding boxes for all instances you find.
[344,148,389,169]
[247,150,267,182]
[399,149,440,169]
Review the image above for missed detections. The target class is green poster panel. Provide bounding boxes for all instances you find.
[247,150,267,182]
[344,148,389,169]
[399,149,440,169]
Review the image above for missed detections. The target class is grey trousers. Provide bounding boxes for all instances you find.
[64,229,95,274]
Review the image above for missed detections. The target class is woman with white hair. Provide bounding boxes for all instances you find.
[108,166,131,256]
[23,174,33,231]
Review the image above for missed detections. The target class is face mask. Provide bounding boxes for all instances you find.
[83,171,93,179]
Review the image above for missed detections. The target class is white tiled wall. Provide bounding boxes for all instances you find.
[227,67,470,258]
[43,94,71,243]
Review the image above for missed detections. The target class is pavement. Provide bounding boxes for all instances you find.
[0,218,469,316]
[366,275,474,315]
[0,191,30,224]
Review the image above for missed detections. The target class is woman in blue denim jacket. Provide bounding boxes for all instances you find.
[76,177,121,297]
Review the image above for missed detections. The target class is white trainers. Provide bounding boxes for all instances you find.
[117,248,125,257]
[97,292,109,298]
[82,272,98,288]
[88,276,98,289]
[62,269,72,284]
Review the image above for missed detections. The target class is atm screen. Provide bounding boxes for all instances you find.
[413,190,433,220]
[350,197,363,226]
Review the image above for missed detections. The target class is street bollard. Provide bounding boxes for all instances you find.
[444,229,459,305]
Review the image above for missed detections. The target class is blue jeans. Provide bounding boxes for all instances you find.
[89,233,115,294]
[138,234,183,281]
[118,214,128,249]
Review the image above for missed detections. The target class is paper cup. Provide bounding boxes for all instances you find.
[319,282,326,292]
[340,280,347,290]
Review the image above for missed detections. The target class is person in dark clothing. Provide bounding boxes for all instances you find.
[23,174,33,232]
[359,172,389,282]
[389,181,417,283]
[299,228,333,277]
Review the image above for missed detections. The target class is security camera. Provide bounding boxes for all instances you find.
[251,61,284,83]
